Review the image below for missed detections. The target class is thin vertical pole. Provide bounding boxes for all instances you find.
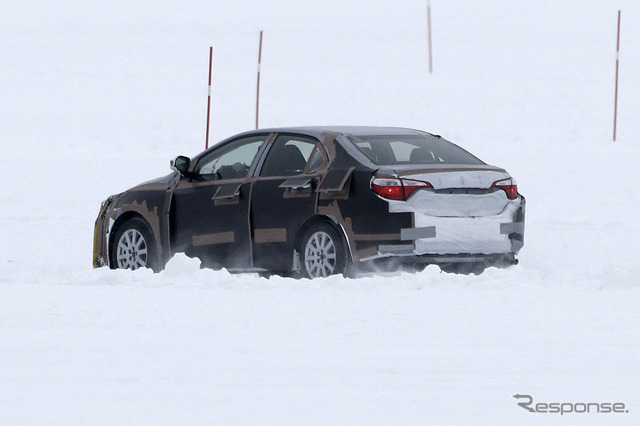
[427,0,433,74]
[256,30,263,130]
[205,46,214,149]
[613,10,621,141]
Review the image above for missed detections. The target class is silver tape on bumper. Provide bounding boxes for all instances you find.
[500,222,525,235]
[401,226,436,241]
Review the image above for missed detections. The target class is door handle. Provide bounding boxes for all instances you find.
[211,183,242,200]
[291,182,311,190]
[279,177,313,190]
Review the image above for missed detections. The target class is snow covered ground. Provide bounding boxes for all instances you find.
[1,0,639,423]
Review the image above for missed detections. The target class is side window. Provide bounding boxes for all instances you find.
[194,135,266,180]
[260,135,320,177]
[307,146,327,173]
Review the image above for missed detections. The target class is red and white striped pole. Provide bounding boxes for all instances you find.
[427,0,433,74]
[613,10,621,142]
[205,46,214,149]
[256,30,264,130]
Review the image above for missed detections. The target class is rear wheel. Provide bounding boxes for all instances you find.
[110,218,157,271]
[300,222,351,278]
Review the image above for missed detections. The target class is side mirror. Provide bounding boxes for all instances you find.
[171,156,191,175]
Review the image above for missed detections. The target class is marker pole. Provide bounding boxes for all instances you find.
[427,0,433,74]
[613,10,621,141]
[256,30,263,130]
[205,46,214,149]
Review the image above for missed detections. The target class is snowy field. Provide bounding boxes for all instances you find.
[1,0,640,423]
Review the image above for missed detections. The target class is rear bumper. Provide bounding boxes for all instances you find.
[370,195,526,261]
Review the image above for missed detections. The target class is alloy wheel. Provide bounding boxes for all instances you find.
[116,228,149,270]
[304,231,337,278]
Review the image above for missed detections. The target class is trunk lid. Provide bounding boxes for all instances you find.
[389,165,513,217]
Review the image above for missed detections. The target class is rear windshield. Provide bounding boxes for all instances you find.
[348,134,484,165]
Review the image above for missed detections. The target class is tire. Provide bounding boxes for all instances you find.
[110,218,158,271]
[300,222,351,278]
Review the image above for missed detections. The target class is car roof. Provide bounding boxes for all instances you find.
[247,126,436,139]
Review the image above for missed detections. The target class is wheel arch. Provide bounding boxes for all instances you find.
[108,212,155,268]
[295,215,354,263]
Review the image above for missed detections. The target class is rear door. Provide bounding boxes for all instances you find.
[170,134,269,268]
[250,134,328,271]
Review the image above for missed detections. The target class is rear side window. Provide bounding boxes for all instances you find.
[260,135,320,177]
[349,135,484,165]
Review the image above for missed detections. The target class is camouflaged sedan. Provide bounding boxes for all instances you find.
[93,127,525,277]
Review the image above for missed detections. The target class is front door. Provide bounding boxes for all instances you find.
[170,135,268,269]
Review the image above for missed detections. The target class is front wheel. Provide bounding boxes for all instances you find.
[300,222,351,278]
[110,218,158,271]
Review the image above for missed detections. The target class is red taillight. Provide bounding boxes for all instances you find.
[402,179,432,199]
[492,178,518,200]
[371,178,404,200]
[371,177,432,201]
